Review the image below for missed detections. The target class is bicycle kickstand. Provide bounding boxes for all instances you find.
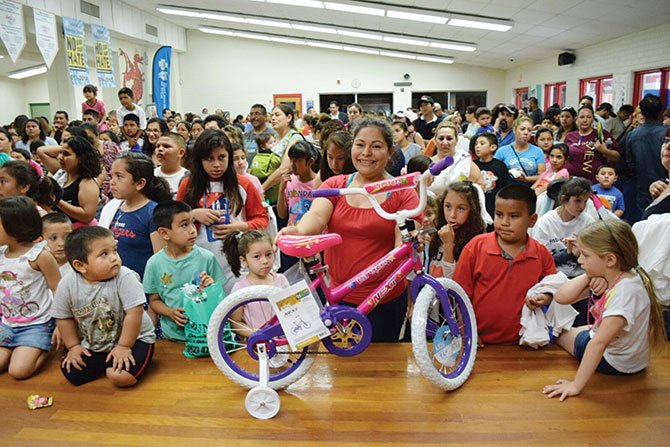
[245,344,281,419]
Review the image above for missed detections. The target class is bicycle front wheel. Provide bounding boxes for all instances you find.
[411,278,477,391]
[207,285,317,390]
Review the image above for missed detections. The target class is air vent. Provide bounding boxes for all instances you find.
[80,0,100,18]
[393,81,413,87]
[145,24,158,37]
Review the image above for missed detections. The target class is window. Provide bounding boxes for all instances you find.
[544,82,566,108]
[579,75,613,106]
[633,67,670,111]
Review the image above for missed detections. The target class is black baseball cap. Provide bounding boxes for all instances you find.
[418,95,434,104]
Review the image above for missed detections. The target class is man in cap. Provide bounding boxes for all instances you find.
[494,103,518,147]
[413,95,439,140]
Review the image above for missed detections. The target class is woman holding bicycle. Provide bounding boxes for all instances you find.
[279,118,419,342]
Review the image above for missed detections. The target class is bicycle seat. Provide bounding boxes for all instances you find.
[276,233,342,257]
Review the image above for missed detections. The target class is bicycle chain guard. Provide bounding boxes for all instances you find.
[321,305,372,356]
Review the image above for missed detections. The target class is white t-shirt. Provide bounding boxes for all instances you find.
[532,209,595,278]
[591,275,651,373]
[117,104,147,129]
[155,166,188,198]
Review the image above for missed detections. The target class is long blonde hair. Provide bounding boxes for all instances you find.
[578,220,666,350]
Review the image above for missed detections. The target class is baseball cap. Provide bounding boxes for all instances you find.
[499,103,518,116]
[418,95,434,104]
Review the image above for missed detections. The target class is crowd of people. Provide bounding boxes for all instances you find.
[0,84,668,402]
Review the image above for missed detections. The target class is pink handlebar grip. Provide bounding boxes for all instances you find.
[364,172,421,195]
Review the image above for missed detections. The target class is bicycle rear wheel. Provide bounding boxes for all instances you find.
[411,278,477,390]
[207,285,317,390]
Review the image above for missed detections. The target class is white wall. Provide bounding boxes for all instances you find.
[177,30,507,116]
[0,78,27,124]
[505,23,670,109]
[22,73,49,106]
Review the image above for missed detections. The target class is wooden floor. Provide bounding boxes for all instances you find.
[1,340,668,446]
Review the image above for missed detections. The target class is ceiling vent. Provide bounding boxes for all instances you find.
[80,1,100,18]
[146,24,158,37]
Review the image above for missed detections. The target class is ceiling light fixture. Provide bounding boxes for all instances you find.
[383,36,429,47]
[323,2,384,16]
[306,41,343,50]
[379,51,416,60]
[337,29,383,40]
[247,18,292,28]
[292,24,337,34]
[266,0,324,7]
[271,37,307,45]
[157,6,202,17]
[342,46,379,55]
[448,15,513,32]
[429,42,476,52]
[417,55,454,64]
[8,65,48,79]
[386,10,448,24]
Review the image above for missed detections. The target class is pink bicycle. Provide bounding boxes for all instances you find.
[207,157,477,410]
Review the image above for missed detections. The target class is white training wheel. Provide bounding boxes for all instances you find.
[245,386,280,419]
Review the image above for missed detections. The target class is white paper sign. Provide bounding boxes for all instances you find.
[0,0,25,63]
[269,280,330,351]
[33,8,57,68]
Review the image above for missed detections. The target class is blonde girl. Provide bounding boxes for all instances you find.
[544,220,665,401]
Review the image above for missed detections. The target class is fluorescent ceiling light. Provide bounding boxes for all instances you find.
[199,26,237,36]
[267,0,324,7]
[235,32,273,41]
[429,42,476,52]
[247,18,292,28]
[306,41,342,50]
[8,65,48,79]
[157,6,203,18]
[292,24,337,33]
[324,2,384,16]
[386,10,448,24]
[448,17,513,32]
[383,36,429,47]
[271,37,307,45]
[202,13,247,23]
[417,55,454,64]
[337,29,382,40]
[379,51,416,60]
[343,46,379,55]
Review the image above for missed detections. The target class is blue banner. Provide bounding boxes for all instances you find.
[63,16,89,86]
[91,24,115,88]
[152,46,171,114]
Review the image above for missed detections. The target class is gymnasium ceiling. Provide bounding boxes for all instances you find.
[141,0,670,69]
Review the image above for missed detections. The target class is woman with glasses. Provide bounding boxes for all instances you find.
[641,128,670,220]
[141,118,169,158]
[564,106,620,184]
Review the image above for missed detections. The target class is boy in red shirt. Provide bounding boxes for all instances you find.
[454,184,556,344]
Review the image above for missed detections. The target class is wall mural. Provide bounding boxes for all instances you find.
[119,47,146,104]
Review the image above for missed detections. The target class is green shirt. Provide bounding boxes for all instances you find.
[144,245,226,341]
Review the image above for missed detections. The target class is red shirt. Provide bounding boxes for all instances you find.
[81,99,107,120]
[321,174,419,305]
[453,232,556,345]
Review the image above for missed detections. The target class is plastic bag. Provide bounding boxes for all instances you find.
[183,282,225,358]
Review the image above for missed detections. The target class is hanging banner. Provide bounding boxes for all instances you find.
[152,46,171,114]
[91,23,115,88]
[0,0,26,63]
[63,16,89,86]
[33,9,57,68]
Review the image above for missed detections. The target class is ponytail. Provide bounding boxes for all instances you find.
[634,266,667,352]
[117,152,171,203]
[144,176,172,203]
[222,232,243,277]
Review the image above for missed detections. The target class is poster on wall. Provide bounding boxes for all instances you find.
[0,0,26,63]
[63,16,90,86]
[119,47,146,105]
[152,46,171,115]
[33,9,57,68]
[92,24,115,88]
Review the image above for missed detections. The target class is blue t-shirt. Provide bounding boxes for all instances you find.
[110,201,157,279]
[143,245,226,341]
[496,129,515,147]
[592,184,625,213]
[495,144,545,177]
[476,125,494,135]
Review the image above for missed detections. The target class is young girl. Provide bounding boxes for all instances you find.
[316,130,355,187]
[532,143,570,196]
[0,196,61,379]
[0,160,59,215]
[176,129,268,294]
[277,141,318,226]
[81,84,107,125]
[535,127,555,162]
[224,230,289,337]
[543,220,665,401]
[101,152,171,280]
[250,133,281,204]
[54,136,102,228]
[232,143,264,200]
[392,121,421,166]
[428,181,486,279]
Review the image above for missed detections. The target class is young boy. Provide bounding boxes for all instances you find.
[154,133,188,198]
[82,109,109,132]
[473,132,511,223]
[143,201,225,342]
[592,165,625,217]
[120,113,144,153]
[42,212,74,277]
[116,87,147,130]
[52,227,155,387]
[453,184,556,345]
[474,107,494,135]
